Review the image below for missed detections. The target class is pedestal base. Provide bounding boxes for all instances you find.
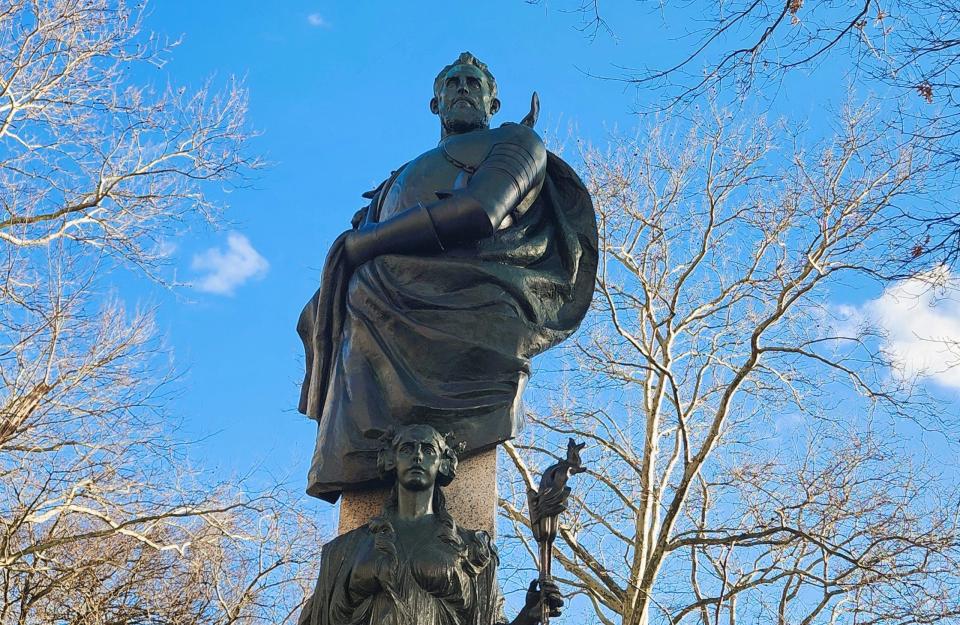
[338,448,498,535]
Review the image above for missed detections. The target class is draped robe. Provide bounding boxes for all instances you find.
[297,516,505,625]
[297,152,597,502]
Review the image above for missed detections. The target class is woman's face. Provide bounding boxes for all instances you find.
[394,426,443,492]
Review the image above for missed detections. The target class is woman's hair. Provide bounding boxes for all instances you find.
[377,424,464,550]
[376,424,459,486]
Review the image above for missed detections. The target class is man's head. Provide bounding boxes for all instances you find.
[431,51,500,137]
[378,424,459,491]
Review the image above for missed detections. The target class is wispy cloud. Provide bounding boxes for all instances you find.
[307,13,329,28]
[153,238,178,260]
[191,232,269,296]
[838,267,960,389]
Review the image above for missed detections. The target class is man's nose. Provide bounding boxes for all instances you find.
[412,445,424,461]
[457,79,469,94]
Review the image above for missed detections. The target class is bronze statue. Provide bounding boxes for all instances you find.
[297,424,564,625]
[527,439,586,625]
[297,52,598,502]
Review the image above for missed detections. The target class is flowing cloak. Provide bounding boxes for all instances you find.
[297,152,597,502]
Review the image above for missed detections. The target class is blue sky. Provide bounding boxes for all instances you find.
[120,0,960,541]
[124,1,711,514]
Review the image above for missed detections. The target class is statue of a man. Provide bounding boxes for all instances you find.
[297,52,597,502]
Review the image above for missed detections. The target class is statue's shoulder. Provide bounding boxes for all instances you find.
[353,164,410,227]
[492,122,544,150]
[491,123,546,167]
[361,164,409,201]
[442,124,546,172]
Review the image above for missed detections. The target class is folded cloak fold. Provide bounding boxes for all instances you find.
[297,152,598,502]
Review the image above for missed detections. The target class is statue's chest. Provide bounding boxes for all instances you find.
[377,131,498,222]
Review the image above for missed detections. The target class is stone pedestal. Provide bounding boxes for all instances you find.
[338,448,498,535]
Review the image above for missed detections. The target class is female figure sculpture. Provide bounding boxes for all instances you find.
[298,424,563,625]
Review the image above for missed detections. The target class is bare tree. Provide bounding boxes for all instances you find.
[526,0,953,113]
[1,2,320,623]
[499,105,960,624]
[0,0,258,263]
[526,0,960,267]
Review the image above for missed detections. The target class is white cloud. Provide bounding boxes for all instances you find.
[844,267,960,389]
[307,13,328,27]
[191,232,269,296]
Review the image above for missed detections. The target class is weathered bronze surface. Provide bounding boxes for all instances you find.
[296,52,598,503]
[297,424,563,625]
[527,439,586,625]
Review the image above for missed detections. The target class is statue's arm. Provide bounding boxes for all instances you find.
[429,124,547,242]
[343,125,547,268]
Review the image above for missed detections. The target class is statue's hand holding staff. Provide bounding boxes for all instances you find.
[510,579,563,625]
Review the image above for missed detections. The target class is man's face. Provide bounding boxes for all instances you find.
[395,428,442,492]
[431,64,500,135]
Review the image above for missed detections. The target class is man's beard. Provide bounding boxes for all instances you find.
[442,107,489,134]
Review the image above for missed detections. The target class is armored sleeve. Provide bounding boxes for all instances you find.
[428,123,547,244]
[342,125,547,266]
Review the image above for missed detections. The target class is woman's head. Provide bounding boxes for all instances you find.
[378,424,459,490]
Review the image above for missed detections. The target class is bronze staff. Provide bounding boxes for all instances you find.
[527,439,586,625]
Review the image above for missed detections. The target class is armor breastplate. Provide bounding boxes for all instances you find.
[378,125,543,229]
